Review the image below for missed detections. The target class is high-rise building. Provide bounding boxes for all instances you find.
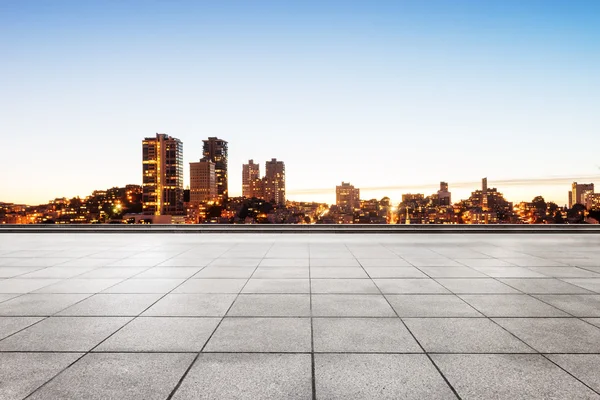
[570,182,594,208]
[190,159,217,205]
[482,177,489,211]
[336,182,360,211]
[264,158,286,204]
[142,133,184,215]
[202,137,228,203]
[242,160,260,198]
[437,181,451,206]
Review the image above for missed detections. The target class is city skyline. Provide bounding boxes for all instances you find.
[2,1,600,205]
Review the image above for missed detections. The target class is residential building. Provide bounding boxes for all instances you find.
[570,182,594,207]
[142,133,184,215]
[264,158,286,204]
[437,181,451,206]
[336,182,360,211]
[242,160,261,198]
[189,159,217,205]
[203,137,228,203]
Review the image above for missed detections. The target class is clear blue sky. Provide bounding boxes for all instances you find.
[1,0,599,205]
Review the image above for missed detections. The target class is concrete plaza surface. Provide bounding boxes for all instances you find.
[0,232,600,399]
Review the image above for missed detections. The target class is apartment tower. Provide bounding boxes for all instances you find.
[189,159,217,205]
[264,158,286,204]
[242,160,261,198]
[142,133,184,215]
[336,182,360,211]
[202,137,228,203]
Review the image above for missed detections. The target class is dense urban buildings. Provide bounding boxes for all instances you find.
[202,137,228,203]
[141,133,184,216]
[241,158,286,204]
[3,134,600,225]
[569,182,595,208]
[189,159,217,205]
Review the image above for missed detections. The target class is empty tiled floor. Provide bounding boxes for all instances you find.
[0,232,600,399]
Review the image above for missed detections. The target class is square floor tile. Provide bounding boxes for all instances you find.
[27,353,195,400]
[19,267,97,279]
[172,353,312,400]
[315,354,456,399]
[500,258,567,267]
[227,294,310,317]
[174,279,247,293]
[34,279,124,294]
[242,279,310,293]
[259,259,309,267]
[562,279,600,293]
[134,267,201,279]
[102,278,184,293]
[527,267,600,278]
[0,279,61,293]
[193,267,255,279]
[0,317,43,339]
[409,258,463,267]
[387,295,482,317]
[460,294,569,317]
[469,266,547,278]
[0,293,19,303]
[311,294,395,317]
[584,318,600,328]
[437,278,520,294]
[310,259,360,267]
[404,318,533,353]
[157,258,213,267]
[0,316,131,351]
[252,267,309,279]
[313,318,421,352]
[204,317,311,352]
[310,267,368,278]
[455,259,517,268]
[494,318,600,353]
[547,354,600,393]
[418,266,488,278]
[96,317,220,352]
[142,294,236,317]
[0,293,89,316]
[534,295,600,317]
[499,278,593,294]
[0,267,41,278]
[57,294,162,316]
[358,259,411,267]
[210,258,261,267]
[374,279,450,294]
[76,267,148,279]
[0,352,83,400]
[363,267,427,278]
[432,354,598,400]
[311,279,379,294]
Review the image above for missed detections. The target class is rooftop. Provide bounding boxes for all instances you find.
[1,231,599,399]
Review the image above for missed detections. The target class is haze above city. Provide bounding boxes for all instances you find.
[1,0,599,205]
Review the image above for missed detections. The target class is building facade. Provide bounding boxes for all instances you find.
[570,182,595,208]
[264,158,286,204]
[336,182,360,211]
[189,159,217,205]
[437,181,452,206]
[242,160,261,198]
[202,137,228,203]
[142,133,184,215]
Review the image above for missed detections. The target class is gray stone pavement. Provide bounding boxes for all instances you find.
[0,233,599,399]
